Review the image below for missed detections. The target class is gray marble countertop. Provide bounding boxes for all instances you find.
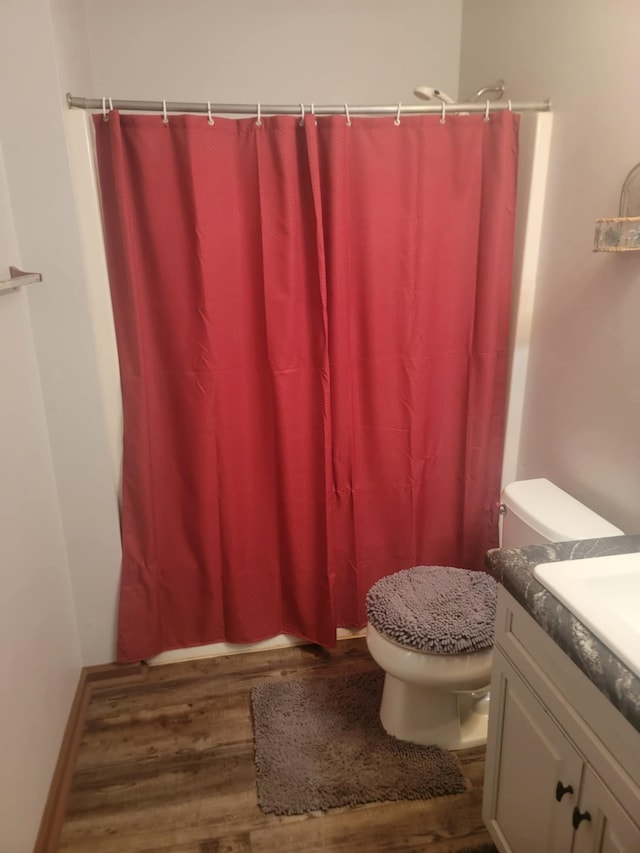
[485,534,640,733]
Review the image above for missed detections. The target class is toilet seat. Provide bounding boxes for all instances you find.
[366,565,497,654]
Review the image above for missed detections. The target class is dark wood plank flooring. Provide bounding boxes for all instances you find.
[58,639,494,852]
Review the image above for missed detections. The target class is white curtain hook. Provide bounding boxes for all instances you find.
[256,102,262,126]
[310,103,317,126]
[162,99,169,125]
[299,102,305,126]
[507,99,513,112]
[440,101,446,124]
[484,100,491,121]
[102,97,108,122]
[394,102,402,126]
[344,103,351,126]
[207,101,215,126]
[108,97,113,113]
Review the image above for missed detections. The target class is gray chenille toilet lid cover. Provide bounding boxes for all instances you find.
[366,566,498,654]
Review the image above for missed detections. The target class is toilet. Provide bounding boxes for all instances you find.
[366,478,623,751]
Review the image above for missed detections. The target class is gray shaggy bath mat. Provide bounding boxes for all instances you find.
[251,668,469,815]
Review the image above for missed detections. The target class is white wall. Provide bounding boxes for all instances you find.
[0,0,124,842]
[0,142,81,853]
[460,0,640,533]
[0,0,123,669]
[501,111,552,488]
[83,0,462,104]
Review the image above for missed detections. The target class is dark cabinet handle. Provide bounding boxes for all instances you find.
[572,806,592,829]
[555,781,574,802]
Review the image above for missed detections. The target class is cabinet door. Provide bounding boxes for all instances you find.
[483,650,582,853]
[571,765,640,853]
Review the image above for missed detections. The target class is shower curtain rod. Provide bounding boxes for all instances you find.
[66,93,551,117]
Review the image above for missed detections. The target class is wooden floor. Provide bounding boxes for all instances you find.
[59,639,494,853]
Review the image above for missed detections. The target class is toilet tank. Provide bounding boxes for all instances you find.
[501,478,623,548]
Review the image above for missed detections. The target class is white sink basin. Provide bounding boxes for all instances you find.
[533,552,640,678]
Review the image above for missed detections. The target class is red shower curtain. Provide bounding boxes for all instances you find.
[94,110,519,662]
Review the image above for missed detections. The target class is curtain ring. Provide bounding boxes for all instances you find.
[162,99,169,125]
[507,99,513,112]
[299,102,305,127]
[440,101,446,124]
[394,102,402,126]
[310,103,317,126]
[102,97,113,122]
[344,103,351,127]
[256,102,262,127]
[484,100,491,122]
[207,101,215,126]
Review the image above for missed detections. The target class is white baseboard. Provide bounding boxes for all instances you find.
[148,627,366,666]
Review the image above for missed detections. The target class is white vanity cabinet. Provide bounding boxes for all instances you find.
[483,587,640,853]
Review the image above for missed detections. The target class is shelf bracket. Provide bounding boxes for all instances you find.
[0,266,43,294]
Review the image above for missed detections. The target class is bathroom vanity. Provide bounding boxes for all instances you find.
[482,536,640,853]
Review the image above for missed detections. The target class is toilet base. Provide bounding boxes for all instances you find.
[379,673,490,751]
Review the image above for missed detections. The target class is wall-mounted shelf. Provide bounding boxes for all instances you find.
[594,164,640,252]
[594,216,640,252]
[0,266,43,294]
